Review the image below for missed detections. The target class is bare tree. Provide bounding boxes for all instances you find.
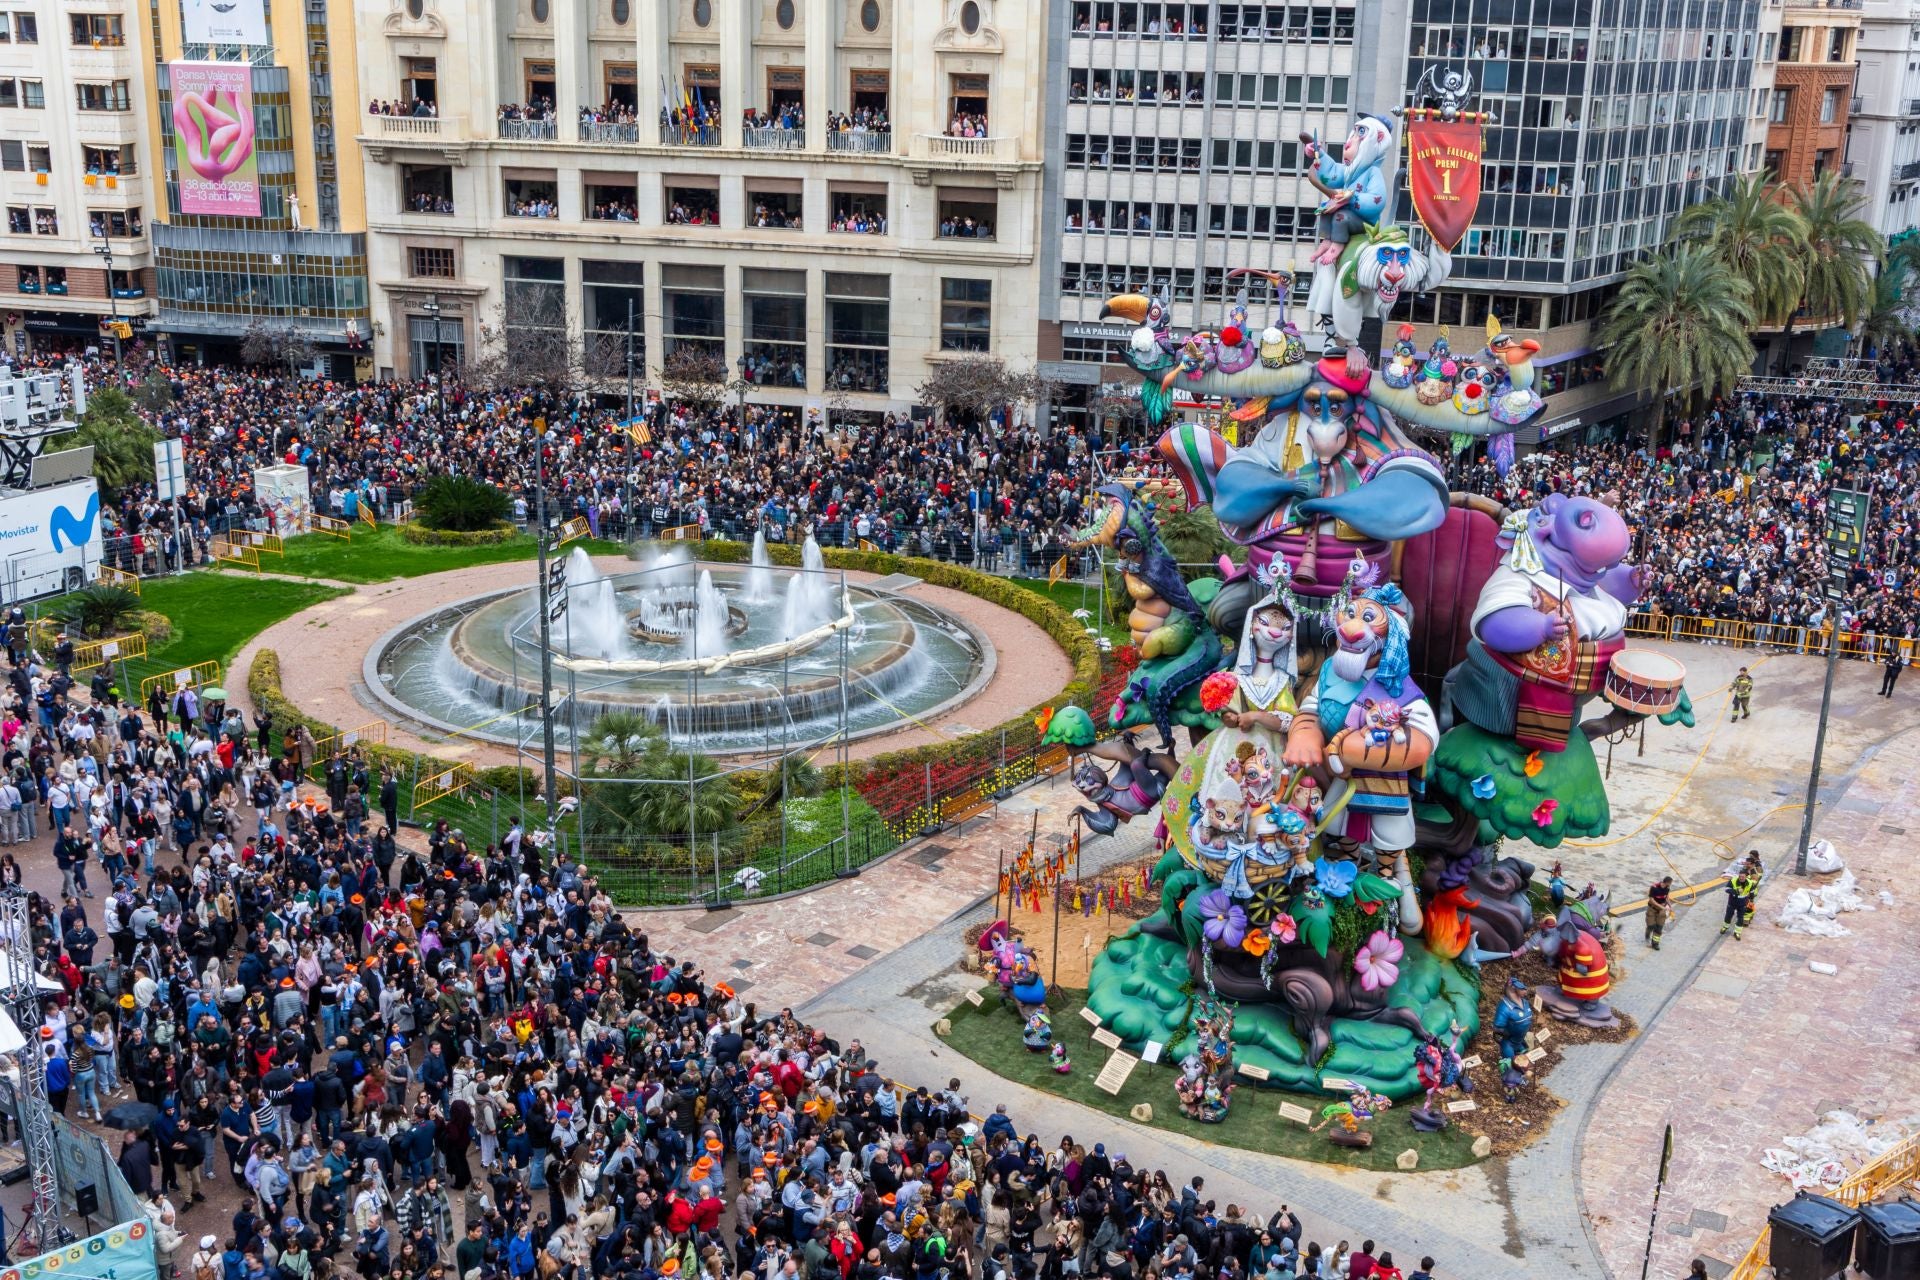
[916,356,1059,424]
[464,288,624,400]
[240,320,316,377]
[657,345,727,412]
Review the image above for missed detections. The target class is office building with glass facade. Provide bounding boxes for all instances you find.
[137,0,371,373]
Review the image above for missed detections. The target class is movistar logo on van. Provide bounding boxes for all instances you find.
[49,494,99,552]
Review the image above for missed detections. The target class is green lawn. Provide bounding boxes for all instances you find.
[44,571,349,696]
[269,526,627,583]
[939,984,1483,1171]
[1010,576,1130,647]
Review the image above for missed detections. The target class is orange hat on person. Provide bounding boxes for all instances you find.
[714,983,735,999]
[691,1156,713,1177]
[660,1263,679,1276]
[704,1137,724,1154]
[762,1152,779,1166]
[666,992,684,1005]
[802,1100,819,1115]
[280,977,296,988]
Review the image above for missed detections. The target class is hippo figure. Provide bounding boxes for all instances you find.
[1448,493,1643,753]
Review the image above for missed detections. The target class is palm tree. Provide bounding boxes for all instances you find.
[1598,245,1757,452]
[59,386,158,496]
[1780,171,1884,366]
[1862,266,1915,355]
[1669,170,1806,325]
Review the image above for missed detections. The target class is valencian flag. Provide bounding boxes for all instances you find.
[1405,110,1485,252]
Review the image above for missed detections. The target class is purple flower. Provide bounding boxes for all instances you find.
[1197,888,1248,949]
[1353,930,1405,992]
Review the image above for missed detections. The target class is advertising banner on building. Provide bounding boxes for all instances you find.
[170,61,260,216]
[1404,112,1484,252]
[180,0,269,46]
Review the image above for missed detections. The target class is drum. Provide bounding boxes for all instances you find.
[1604,649,1687,714]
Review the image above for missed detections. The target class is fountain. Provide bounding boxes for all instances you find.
[371,555,991,754]
[562,548,628,661]
[688,570,731,659]
[780,534,837,640]
[743,529,776,604]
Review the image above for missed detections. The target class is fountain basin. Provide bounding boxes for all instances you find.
[368,562,991,755]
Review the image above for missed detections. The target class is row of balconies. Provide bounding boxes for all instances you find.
[367,113,1008,161]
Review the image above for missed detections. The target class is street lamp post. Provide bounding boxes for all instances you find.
[531,409,562,845]
[623,299,636,541]
[422,295,444,426]
[93,227,122,376]
[736,354,750,452]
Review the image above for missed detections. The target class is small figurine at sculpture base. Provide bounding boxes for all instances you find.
[1408,1026,1470,1131]
[1050,1043,1073,1075]
[1174,998,1237,1123]
[1022,1010,1053,1052]
[1311,1089,1393,1148]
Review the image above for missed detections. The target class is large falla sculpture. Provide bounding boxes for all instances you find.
[1047,80,1696,1108]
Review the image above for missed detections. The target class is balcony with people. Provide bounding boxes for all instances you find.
[827,105,891,153]
[586,179,639,223]
[664,185,720,226]
[579,102,640,144]
[743,104,806,151]
[498,100,558,141]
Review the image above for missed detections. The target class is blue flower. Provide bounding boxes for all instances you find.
[1471,773,1497,800]
[1313,857,1356,898]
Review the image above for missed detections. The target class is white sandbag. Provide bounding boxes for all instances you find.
[1774,869,1876,937]
[1761,1110,1920,1190]
[1804,839,1843,874]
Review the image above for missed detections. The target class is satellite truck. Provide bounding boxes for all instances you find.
[0,363,104,603]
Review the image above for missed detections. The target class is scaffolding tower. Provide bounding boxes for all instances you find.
[0,888,65,1254]
[1736,357,1916,406]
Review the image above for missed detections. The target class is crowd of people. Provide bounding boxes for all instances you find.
[1448,365,1920,659]
[370,99,439,119]
[9,690,1452,1280]
[497,102,559,126]
[944,113,990,139]
[664,101,722,145]
[749,203,802,231]
[828,206,887,235]
[743,105,805,133]
[507,197,560,220]
[825,107,890,143]
[937,216,994,240]
[665,201,720,227]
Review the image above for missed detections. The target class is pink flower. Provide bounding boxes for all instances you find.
[1533,798,1559,827]
[1270,913,1298,945]
[1353,930,1404,992]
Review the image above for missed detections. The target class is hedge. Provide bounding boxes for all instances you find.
[133,610,174,648]
[398,522,518,546]
[694,538,1102,788]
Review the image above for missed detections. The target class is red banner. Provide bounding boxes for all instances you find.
[1406,115,1483,252]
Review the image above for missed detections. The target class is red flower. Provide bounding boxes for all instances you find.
[1115,645,1141,672]
[1199,671,1238,713]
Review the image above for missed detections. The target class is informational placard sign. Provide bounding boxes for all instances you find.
[1141,1041,1163,1064]
[153,439,186,500]
[1236,1062,1270,1082]
[1079,1007,1103,1027]
[1091,1028,1123,1050]
[1093,1050,1137,1095]
[1277,1101,1314,1124]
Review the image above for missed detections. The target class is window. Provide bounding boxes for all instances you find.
[70,14,124,45]
[402,57,437,107]
[0,80,9,109]
[30,207,56,235]
[582,259,644,377]
[1820,88,1838,123]
[409,247,457,278]
[960,0,980,34]
[89,208,142,237]
[776,0,795,28]
[585,177,638,221]
[6,80,45,108]
[938,192,997,239]
[530,0,549,22]
[826,272,888,393]
[43,265,65,294]
[83,145,135,175]
[1781,26,1803,60]
[75,81,132,111]
[4,208,26,235]
[1828,28,1848,61]
[402,164,455,214]
[1770,89,1791,123]
[747,189,801,228]
[10,12,34,42]
[0,140,18,171]
[861,0,880,30]
[742,268,807,387]
[503,256,565,358]
[612,0,630,21]
[409,311,464,376]
[504,175,559,217]
[939,278,991,351]
[829,187,887,234]
[662,262,723,366]
[664,183,719,224]
[693,0,711,24]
